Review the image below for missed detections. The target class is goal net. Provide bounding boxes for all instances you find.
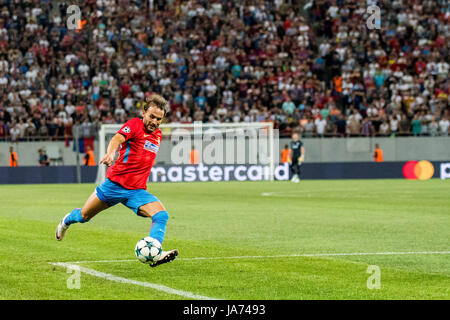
[95,121,278,184]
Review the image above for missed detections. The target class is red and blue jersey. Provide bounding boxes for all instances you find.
[106,118,161,190]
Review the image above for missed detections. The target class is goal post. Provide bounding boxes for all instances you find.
[95,122,278,184]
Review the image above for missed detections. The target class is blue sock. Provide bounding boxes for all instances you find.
[63,208,87,226]
[149,210,169,244]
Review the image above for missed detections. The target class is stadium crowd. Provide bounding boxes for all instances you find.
[0,0,448,141]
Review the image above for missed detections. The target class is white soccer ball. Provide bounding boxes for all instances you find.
[135,237,162,264]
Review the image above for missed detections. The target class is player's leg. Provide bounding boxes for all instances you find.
[290,162,295,181]
[67,192,110,224]
[124,191,178,266]
[297,163,302,181]
[138,201,169,244]
[56,179,120,241]
[290,160,299,182]
[294,162,301,182]
[56,192,109,241]
[138,201,178,267]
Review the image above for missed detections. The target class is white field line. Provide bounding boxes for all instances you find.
[50,251,449,298]
[50,262,221,300]
[55,251,450,264]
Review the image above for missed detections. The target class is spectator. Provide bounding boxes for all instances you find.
[0,0,446,140]
[302,118,315,138]
[81,118,94,138]
[429,118,439,137]
[314,115,327,137]
[325,115,335,136]
[411,114,422,136]
[347,110,362,136]
[361,118,373,137]
[335,114,347,137]
[389,115,400,136]
[195,92,207,109]
[25,119,37,140]
[282,97,296,115]
[329,105,341,123]
[0,120,6,140]
[9,123,20,142]
[420,118,429,136]
[38,149,50,166]
[38,118,49,141]
[439,116,450,136]
[378,121,390,137]
[17,119,27,141]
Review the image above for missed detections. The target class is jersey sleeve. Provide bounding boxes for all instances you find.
[117,118,138,141]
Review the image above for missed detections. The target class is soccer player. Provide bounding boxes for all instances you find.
[289,133,305,183]
[55,94,178,267]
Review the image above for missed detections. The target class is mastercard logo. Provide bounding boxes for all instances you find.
[403,161,435,180]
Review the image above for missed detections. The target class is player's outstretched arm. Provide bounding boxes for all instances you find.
[100,133,126,166]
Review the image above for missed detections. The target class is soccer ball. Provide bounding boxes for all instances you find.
[135,237,162,264]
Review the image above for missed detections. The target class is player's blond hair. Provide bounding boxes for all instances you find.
[144,94,169,115]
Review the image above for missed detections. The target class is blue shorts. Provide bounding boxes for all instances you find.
[95,179,160,215]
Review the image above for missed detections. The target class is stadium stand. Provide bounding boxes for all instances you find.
[0,0,448,140]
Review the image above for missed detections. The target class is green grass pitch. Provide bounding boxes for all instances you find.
[0,179,449,300]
